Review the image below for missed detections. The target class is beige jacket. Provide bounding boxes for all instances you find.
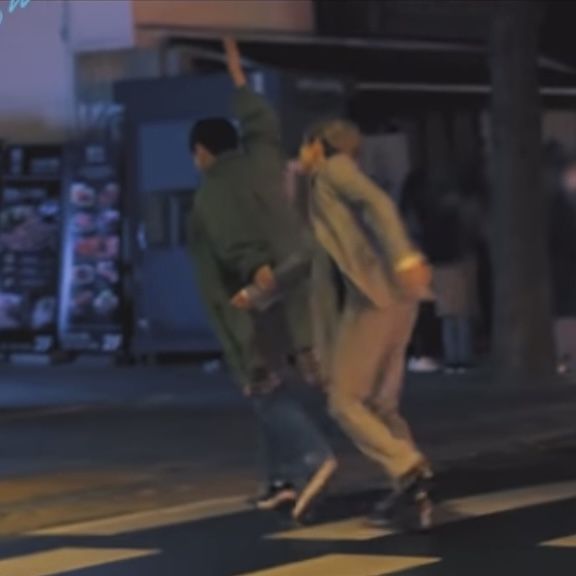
[309,154,422,373]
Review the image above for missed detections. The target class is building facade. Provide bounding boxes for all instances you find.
[0,0,314,142]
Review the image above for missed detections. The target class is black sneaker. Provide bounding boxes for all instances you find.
[368,469,433,531]
[254,482,297,511]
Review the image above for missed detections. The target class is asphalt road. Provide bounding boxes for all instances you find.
[0,366,575,573]
[2,449,576,575]
[0,368,575,536]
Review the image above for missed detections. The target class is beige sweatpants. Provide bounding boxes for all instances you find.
[328,291,422,481]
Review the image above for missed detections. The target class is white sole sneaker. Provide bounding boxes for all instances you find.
[292,458,338,521]
[255,489,297,511]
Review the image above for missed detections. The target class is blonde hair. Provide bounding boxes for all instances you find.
[305,119,361,157]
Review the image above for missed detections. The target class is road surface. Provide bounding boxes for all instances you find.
[1,448,576,575]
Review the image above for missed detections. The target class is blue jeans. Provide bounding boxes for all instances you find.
[442,316,473,366]
[252,383,333,490]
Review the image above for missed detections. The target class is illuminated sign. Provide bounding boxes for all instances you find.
[0,0,32,26]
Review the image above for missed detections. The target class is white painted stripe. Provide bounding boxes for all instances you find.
[30,496,250,537]
[269,518,392,542]
[30,480,576,542]
[237,554,440,576]
[542,535,576,548]
[0,547,158,576]
[446,481,576,519]
[272,481,576,542]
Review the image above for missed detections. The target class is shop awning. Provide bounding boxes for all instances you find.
[137,25,576,94]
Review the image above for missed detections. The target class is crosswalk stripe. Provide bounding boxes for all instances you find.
[29,480,576,543]
[269,518,392,541]
[0,547,159,576]
[542,535,576,548]
[272,481,576,542]
[445,481,576,518]
[30,496,250,537]
[236,553,440,576]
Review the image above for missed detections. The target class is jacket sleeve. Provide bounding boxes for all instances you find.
[325,155,422,268]
[201,184,271,284]
[233,86,281,153]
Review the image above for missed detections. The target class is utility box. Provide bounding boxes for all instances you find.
[115,70,347,356]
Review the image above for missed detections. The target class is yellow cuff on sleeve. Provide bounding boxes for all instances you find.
[396,254,424,272]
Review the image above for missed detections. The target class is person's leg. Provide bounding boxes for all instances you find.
[455,316,473,367]
[371,302,419,446]
[406,304,440,373]
[252,379,335,517]
[442,316,459,368]
[408,304,425,359]
[281,364,337,520]
[328,298,423,482]
[251,379,292,488]
[361,303,434,529]
[252,304,336,518]
[205,302,332,514]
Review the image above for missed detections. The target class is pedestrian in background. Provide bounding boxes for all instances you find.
[424,179,482,374]
[400,170,442,373]
[548,150,576,374]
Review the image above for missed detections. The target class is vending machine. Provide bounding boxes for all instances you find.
[0,145,63,353]
[58,141,126,353]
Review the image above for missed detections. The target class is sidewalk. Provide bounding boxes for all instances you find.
[0,364,573,534]
[0,363,241,409]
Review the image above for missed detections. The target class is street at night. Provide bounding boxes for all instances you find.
[0,366,571,574]
[3,1,576,574]
[2,452,576,575]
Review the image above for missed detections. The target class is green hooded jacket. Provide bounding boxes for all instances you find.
[188,86,312,389]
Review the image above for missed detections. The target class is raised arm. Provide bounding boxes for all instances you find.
[223,37,281,150]
[223,36,247,88]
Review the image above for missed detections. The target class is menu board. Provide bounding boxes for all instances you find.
[0,146,63,352]
[59,142,124,352]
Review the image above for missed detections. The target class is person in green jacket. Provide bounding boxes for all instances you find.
[187,38,336,520]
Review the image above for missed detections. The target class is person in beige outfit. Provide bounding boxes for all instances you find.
[299,120,433,528]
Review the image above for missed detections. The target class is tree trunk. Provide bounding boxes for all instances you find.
[489,0,555,385]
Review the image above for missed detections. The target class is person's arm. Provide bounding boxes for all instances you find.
[230,251,311,311]
[325,155,431,295]
[223,37,280,150]
[223,36,247,88]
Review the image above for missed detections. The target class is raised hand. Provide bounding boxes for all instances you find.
[223,36,247,88]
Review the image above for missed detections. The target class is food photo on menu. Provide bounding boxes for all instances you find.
[0,292,24,329]
[94,289,119,316]
[73,212,96,235]
[97,261,119,284]
[66,179,122,325]
[98,209,120,234]
[73,236,119,260]
[31,296,57,330]
[73,264,95,286]
[0,198,59,253]
[71,182,95,208]
[98,182,120,209]
[69,285,120,322]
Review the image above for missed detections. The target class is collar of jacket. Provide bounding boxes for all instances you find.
[207,150,242,176]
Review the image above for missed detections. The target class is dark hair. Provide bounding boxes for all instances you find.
[189,118,239,156]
